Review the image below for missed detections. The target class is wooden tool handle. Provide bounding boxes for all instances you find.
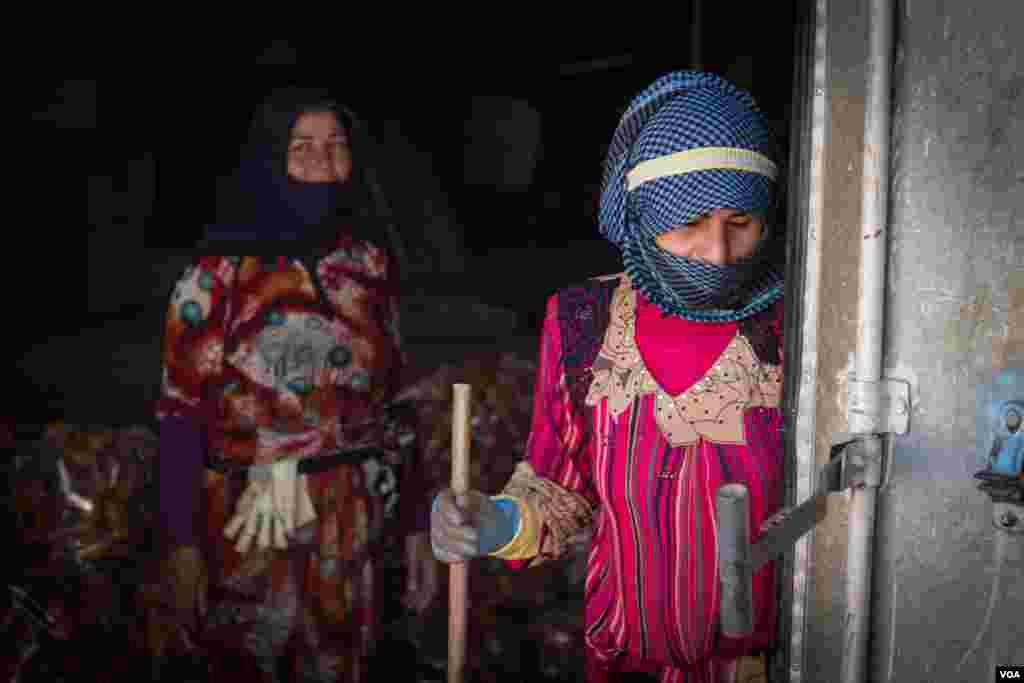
[448,383,471,683]
[451,383,472,499]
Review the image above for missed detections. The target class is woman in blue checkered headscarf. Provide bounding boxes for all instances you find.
[431,71,786,683]
[600,70,783,322]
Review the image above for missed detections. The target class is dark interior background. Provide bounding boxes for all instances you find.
[15,5,798,427]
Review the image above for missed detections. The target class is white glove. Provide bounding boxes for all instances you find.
[224,459,317,554]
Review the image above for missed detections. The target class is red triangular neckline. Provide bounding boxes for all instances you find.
[633,293,738,397]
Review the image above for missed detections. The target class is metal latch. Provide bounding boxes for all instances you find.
[847,377,911,435]
[742,437,867,571]
[718,437,877,637]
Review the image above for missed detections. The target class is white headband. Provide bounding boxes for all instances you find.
[626,146,778,191]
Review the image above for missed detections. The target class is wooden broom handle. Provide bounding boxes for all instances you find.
[448,383,471,683]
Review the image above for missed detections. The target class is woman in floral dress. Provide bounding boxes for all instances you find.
[156,86,435,682]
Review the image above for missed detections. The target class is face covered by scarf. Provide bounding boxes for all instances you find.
[199,86,378,257]
[598,71,784,323]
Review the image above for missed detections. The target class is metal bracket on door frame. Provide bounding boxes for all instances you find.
[847,377,912,436]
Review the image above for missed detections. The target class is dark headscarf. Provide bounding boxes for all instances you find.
[198,86,389,259]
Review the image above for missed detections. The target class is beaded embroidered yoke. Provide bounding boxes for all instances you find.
[585,275,782,447]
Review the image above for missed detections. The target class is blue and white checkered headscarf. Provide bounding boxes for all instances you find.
[598,71,784,322]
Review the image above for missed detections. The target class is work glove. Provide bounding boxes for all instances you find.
[429,488,519,564]
[224,459,317,554]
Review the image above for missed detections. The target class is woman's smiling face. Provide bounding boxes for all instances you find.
[286,110,352,185]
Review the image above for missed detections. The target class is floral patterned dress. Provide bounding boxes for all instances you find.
[157,234,420,682]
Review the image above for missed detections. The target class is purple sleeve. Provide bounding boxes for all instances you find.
[158,415,205,547]
[398,435,433,536]
[522,295,597,503]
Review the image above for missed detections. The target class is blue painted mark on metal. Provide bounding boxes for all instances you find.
[977,368,1024,472]
[992,431,1023,477]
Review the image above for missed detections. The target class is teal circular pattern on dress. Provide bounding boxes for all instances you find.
[328,346,352,368]
[287,379,314,396]
[198,272,215,291]
[350,372,370,390]
[320,557,339,577]
[180,301,203,325]
[264,309,285,327]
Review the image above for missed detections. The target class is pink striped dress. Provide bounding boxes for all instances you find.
[506,274,784,683]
